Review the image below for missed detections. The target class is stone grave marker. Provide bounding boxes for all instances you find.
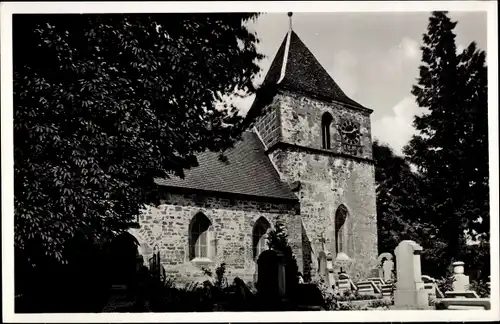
[451,261,470,291]
[383,258,394,282]
[326,252,336,289]
[378,252,394,282]
[257,250,281,299]
[393,240,428,309]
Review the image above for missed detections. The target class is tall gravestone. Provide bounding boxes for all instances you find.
[325,253,336,290]
[257,250,280,299]
[318,251,336,291]
[394,240,428,309]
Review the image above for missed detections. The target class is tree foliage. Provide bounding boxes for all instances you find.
[14,13,263,265]
[403,11,489,262]
[373,140,449,277]
[374,12,489,277]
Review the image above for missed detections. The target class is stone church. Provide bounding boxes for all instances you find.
[129,26,378,285]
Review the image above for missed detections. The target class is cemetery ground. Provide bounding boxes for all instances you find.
[14,239,491,313]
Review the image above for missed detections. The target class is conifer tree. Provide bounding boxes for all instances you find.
[404,11,489,264]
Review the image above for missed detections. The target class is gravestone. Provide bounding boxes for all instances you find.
[378,252,394,282]
[394,240,428,309]
[324,251,336,291]
[257,250,286,299]
[317,251,328,285]
[383,258,394,282]
[334,252,353,282]
[451,261,470,291]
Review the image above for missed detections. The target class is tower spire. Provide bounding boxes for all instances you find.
[278,12,293,84]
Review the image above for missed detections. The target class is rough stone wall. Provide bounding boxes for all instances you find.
[270,149,378,281]
[266,90,378,281]
[277,91,373,160]
[130,192,302,285]
[253,97,282,149]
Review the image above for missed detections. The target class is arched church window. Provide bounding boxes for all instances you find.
[253,217,271,260]
[335,205,349,254]
[322,112,333,149]
[189,212,214,260]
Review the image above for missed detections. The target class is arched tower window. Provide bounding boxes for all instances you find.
[322,112,333,149]
[189,213,214,260]
[253,217,271,260]
[335,205,349,254]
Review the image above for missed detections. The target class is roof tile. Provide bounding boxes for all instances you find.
[155,132,298,201]
[261,31,367,110]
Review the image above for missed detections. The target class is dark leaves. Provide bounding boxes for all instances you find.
[14,13,263,264]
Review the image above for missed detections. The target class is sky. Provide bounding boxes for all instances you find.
[232,11,487,156]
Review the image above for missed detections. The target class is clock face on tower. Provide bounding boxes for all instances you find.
[339,119,361,145]
[338,119,362,155]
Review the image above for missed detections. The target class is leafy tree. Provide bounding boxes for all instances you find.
[373,140,449,277]
[374,140,423,252]
[14,13,263,265]
[403,11,489,265]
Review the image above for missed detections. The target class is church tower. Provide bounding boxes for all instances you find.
[248,15,378,281]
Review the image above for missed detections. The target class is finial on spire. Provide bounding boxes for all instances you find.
[288,12,293,31]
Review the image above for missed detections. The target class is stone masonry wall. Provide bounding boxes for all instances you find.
[270,148,378,282]
[277,90,373,160]
[253,97,282,149]
[130,192,302,285]
[266,90,378,281]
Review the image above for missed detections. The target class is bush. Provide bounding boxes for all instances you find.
[469,279,490,298]
[246,281,257,295]
[310,278,384,311]
[335,289,378,301]
[310,276,335,310]
[436,276,456,293]
[434,300,447,310]
[368,299,392,309]
[215,263,228,288]
[336,302,369,311]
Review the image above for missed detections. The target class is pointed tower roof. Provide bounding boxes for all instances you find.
[247,28,371,120]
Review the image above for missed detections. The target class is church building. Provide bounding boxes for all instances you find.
[130,22,378,284]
